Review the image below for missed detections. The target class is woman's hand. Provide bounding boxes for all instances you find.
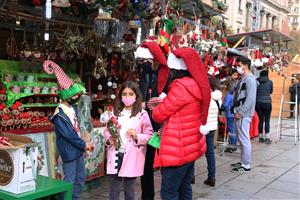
[200,125,210,136]
[127,128,138,140]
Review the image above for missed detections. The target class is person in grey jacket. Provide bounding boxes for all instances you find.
[231,56,258,172]
[256,70,273,144]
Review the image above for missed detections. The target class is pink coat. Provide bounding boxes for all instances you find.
[104,109,153,177]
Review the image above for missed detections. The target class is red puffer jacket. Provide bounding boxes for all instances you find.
[152,77,207,167]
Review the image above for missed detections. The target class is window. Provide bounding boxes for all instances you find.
[237,28,240,33]
[295,7,299,13]
[296,0,299,3]
[293,17,298,22]
[289,0,293,3]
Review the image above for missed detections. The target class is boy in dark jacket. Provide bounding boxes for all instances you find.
[43,60,93,200]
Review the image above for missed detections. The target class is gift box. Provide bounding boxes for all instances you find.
[0,133,38,194]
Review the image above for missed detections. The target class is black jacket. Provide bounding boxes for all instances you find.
[290,83,300,101]
[51,107,86,163]
[138,62,160,131]
[256,76,273,103]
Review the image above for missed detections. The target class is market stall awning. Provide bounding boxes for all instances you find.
[290,54,300,75]
[181,0,225,19]
[227,48,248,57]
[227,29,293,48]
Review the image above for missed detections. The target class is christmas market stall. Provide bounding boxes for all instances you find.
[0,0,245,195]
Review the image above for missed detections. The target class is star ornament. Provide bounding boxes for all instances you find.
[55,27,88,56]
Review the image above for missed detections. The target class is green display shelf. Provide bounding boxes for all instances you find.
[23,104,58,108]
[0,175,72,200]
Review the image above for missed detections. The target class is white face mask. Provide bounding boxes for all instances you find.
[237,67,244,75]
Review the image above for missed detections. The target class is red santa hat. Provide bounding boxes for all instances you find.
[167,48,211,124]
[135,42,168,94]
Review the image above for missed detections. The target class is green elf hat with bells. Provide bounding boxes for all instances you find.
[43,60,85,100]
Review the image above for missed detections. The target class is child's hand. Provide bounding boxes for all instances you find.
[108,137,116,146]
[127,129,138,140]
[85,142,94,151]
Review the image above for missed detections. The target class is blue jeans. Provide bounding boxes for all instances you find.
[227,117,238,145]
[161,161,194,200]
[205,131,216,179]
[62,154,85,200]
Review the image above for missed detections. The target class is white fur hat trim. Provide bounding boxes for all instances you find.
[134,47,154,59]
[167,53,187,70]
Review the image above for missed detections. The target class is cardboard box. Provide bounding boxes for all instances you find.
[0,133,38,194]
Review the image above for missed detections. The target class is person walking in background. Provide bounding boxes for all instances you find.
[231,57,258,172]
[222,81,238,153]
[104,81,153,200]
[201,75,222,187]
[152,48,211,199]
[289,79,300,118]
[255,70,273,144]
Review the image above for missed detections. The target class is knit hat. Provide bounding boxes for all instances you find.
[135,42,168,94]
[43,60,85,100]
[167,48,211,124]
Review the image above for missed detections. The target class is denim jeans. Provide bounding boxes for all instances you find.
[109,175,136,200]
[62,154,85,200]
[227,117,237,145]
[205,131,216,179]
[161,161,194,200]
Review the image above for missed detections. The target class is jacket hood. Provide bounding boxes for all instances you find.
[258,76,269,83]
[211,90,222,101]
[174,77,202,100]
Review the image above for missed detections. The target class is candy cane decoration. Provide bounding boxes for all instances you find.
[43,60,73,89]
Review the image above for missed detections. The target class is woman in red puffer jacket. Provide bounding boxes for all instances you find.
[152,48,211,200]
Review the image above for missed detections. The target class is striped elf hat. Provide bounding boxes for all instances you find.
[43,60,85,100]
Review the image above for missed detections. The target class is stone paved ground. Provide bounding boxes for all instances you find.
[80,118,300,200]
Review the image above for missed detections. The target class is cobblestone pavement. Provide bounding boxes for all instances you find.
[80,118,300,200]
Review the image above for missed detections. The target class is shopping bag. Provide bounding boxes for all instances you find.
[148,132,160,149]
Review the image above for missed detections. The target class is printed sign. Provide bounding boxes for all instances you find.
[0,150,14,186]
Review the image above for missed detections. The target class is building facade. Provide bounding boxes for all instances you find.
[288,0,300,30]
[223,0,290,34]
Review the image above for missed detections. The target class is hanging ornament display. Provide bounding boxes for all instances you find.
[107,81,113,87]
[110,94,116,100]
[55,27,87,57]
[52,0,71,7]
[146,0,160,19]
[6,30,18,58]
[19,30,32,59]
[93,52,108,79]
[127,0,149,19]
[97,84,103,91]
[32,34,42,60]
[94,7,124,44]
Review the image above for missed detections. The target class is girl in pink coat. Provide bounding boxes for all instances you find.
[104,81,153,200]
